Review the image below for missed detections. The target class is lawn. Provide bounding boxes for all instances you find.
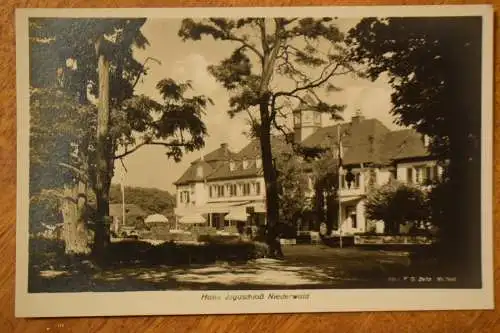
[27,238,459,293]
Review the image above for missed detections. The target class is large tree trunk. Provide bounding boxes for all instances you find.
[61,180,91,255]
[93,37,112,254]
[259,93,283,258]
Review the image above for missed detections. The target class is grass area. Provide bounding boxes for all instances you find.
[27,237,472,293]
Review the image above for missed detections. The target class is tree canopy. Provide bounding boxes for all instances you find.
[346,17,481,164]
[178,18,351,256]
[178,18,349,145]
[347,16,482,277]
[365,181,429,234]
[29,18,212,253]
[109,184,176,219]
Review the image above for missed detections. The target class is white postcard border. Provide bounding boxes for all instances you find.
[15,5,494,317]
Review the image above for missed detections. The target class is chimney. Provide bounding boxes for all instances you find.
[220,143,228,149]
[352,109,365,125]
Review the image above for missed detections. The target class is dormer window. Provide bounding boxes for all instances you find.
[314,112,321,124]
[422,134,430,148]
[293,112,301,127]
[255,158,262,169]
[196,165,203,178]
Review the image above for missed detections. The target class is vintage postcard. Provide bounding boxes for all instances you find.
[15,5,494,317]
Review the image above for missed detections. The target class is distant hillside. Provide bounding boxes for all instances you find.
[109,185,176,219]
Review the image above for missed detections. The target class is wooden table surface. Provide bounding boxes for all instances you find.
[1,0,498,332]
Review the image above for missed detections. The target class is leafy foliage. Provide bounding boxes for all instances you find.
[347,17,482,276]
[30,88,97,194]
[179,17,352,249]
[109,184,176,219]
[274,149,309,224]
[346,17,481,164]
[178,17,351,147]
[365,181,429,234]
[29,19,212,252]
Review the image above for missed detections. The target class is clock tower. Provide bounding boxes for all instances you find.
[293,95,322,142]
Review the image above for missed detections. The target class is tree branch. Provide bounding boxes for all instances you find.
[131,57,162,89]
[273,63,345,98]
[114,140,188,159]
[226,32,263,62]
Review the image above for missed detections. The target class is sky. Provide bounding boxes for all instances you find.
[113,18,403,194]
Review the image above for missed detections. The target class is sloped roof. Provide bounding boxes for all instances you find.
[206,136,292,181]
[174,160,216,185]
[207,161,263,181]
[237,135,289,159]
[174,144,236,185]
[382,129,430,161]
[173,117,431,186]
[192,143,236,163]
[301,118,391,165]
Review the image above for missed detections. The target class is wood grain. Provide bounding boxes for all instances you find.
[1,0,498,332]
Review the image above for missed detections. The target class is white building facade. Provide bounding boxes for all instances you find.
[173,108,442,235]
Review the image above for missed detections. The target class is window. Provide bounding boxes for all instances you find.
[229,184,237,196]
[243,183,251,196]
[341,172,360,190]
[217,185,225,197]
[406,168,414,184]
[180,190,190,203]
[432,165,439,180]
[354,173,361,189]
[229,161,235,171]
[196,165,203,178]
[415,166,428,184]
[242,160,248,169]
[426,166,432,182]
[293,112,301,126]
[314,112,321,124]
[209,186,214,198]
[255,182,261,195]
[346,206,357,228]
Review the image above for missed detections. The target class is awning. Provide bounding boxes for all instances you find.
[229,201,266,213]
[144,214,169,223]
[224,207,248,221]
[175,201,267,218]
[179,213,206,224]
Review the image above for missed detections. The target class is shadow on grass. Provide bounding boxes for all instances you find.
[28,238,472,293]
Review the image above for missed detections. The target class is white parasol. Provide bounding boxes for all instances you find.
[144,214,169,224]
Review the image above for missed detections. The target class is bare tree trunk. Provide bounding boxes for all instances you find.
[61,180,91,255]
[94,37,112,254]
[259,93,283,258]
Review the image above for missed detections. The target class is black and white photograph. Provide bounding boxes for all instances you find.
[16,5,493,317]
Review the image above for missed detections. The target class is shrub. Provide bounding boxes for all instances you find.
[365,181,430,234]
[197,234,241,244]
[252,241,270,258]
